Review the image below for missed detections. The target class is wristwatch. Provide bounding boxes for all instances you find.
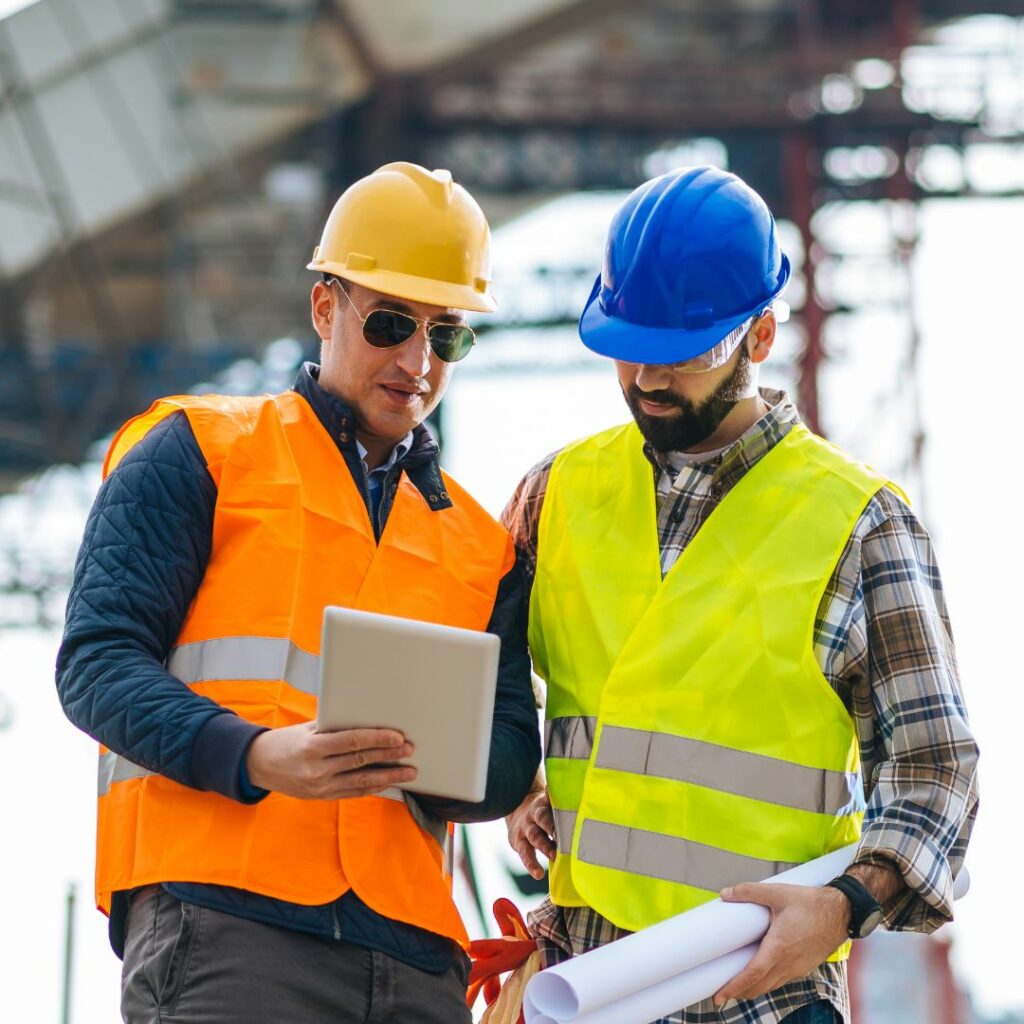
[825,873,883,939]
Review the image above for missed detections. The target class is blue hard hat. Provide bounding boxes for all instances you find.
[579,166,791,364]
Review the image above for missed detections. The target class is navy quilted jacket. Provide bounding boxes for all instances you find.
[57,364,540,965]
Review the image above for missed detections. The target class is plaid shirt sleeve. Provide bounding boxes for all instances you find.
[825,487,979,933]
[500,450,557,584]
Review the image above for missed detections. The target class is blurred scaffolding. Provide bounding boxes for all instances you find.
[0,0,1020,519]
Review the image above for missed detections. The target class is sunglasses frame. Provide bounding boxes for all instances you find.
[330,278,476,364]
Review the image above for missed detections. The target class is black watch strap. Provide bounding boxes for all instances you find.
[825,873,883,939]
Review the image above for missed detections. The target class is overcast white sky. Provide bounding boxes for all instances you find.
[0,0,34,17]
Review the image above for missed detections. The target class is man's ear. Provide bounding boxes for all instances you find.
[748,312,777,365]
[311,281,333,342]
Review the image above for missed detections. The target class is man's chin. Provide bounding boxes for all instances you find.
[363,398,430,437]
[628,405,684,450]
[639,422,711,453]
[630,404,728,453]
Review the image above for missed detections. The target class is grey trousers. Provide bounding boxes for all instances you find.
[120,886,472,1024]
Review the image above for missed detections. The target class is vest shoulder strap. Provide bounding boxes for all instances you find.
[103,393,274,479]
[779,423,908,505]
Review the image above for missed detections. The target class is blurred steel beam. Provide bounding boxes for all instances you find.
[418,0,639,90]
[0,26,126,343]
[320,0,386,84]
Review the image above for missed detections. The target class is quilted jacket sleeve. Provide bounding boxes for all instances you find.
[56,411,266,799]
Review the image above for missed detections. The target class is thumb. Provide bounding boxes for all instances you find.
[721,882,781,910]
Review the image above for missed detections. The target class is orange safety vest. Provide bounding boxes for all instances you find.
[95,391,514,947]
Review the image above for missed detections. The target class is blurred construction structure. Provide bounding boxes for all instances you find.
[2,0,1023,604]
[3,0,1024,478]
[0,5,1016,1020]
[0,0,1019,630]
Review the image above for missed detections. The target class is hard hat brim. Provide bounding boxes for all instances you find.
[578,277,778,365]
[307,260,496,314]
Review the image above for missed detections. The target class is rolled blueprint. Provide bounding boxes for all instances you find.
[552,944,759,1024]
[525,842,970,1024]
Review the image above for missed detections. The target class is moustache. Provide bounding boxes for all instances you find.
[627,386,688,411]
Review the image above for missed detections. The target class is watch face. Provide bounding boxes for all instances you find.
[856,906,884,938]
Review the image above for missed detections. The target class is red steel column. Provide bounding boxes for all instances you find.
[784,129,825,437]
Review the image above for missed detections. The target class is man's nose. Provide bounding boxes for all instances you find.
[394,328,432,377]
[633,362,675,391]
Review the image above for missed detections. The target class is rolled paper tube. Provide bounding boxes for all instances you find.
[526,842,970,1023]
[522,989,543,1022]
[563,944,759,1024]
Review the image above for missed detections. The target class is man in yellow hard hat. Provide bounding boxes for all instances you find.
[57,163,540,1023]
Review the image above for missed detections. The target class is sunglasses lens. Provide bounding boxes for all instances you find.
[362,310,418,348]
[428,324,475,363]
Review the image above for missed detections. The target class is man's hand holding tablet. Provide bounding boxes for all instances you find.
[247,723,417,800]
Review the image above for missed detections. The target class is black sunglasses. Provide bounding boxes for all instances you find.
[332,279,476,364]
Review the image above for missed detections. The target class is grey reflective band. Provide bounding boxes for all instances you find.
[98,751,152,796]
[444,830,454,878]
[545,716,597,760]
[552,807,578,855]
[577,819,800,892]
[595,725,863,817]
[167,637,321,696]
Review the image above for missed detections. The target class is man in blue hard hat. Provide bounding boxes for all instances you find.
[503,166,978,1023]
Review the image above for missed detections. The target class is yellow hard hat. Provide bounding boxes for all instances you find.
[307,161,496,313]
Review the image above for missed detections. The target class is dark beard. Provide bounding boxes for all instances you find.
[623,348,753,452]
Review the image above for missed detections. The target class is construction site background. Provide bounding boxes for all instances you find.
[1,1,1021,1020]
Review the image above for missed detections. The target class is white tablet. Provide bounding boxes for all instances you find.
[316,606,500,802]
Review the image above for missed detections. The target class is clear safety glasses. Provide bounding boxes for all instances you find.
[634,306,784,374]
[333,279,476,364]
[667,317,755,373]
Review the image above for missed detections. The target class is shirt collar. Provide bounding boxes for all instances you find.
[357,433,414,476]
[644,387,800,495]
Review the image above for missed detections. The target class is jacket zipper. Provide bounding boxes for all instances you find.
[331,901,342,941]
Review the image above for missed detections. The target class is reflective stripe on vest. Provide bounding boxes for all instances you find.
[576,820,800,892]
[547,719,862,817]
[595,725,864,818]
[533,421,895,939]
[552,807,578,855]
[95,391,513,946]
[167,637,320,694]
[545,716,596,761]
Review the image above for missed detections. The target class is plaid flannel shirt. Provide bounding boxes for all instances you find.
[500,389,979,1024]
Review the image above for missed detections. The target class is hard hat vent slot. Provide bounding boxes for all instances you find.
[683,304,714,330]
[346,253,377,271]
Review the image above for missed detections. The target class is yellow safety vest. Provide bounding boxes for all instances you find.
[531,421,896,956]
